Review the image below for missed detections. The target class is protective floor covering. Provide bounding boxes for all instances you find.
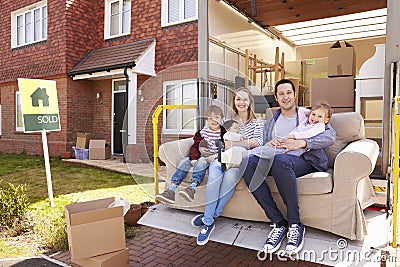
[139,203,391,266]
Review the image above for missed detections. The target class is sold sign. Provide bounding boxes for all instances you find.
[18,78,61,133]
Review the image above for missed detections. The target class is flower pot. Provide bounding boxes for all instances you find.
[124,204,141,226]
[62,151,72,159]
[140,201,155,216]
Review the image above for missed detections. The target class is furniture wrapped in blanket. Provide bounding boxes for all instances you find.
[159,112,379,240]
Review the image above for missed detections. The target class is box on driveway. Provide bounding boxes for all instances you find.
[71,248,129,267]
[65,197,126,261]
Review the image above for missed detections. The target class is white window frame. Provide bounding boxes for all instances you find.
[163,79,197,135]
[16,92,24,132]
[104,0,131,40]
[161,0,198,27]
[11,0,47,48]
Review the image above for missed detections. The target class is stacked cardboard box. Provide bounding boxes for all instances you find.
[311,41,356,113]
[76,133,93,149]
[65,198,129,267]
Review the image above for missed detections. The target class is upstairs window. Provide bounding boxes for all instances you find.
[161,0,197,27]
[105,0,131,39]
[11,1,47,48]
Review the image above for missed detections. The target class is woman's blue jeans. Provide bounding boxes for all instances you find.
[203,159,241,226]
[171,157,209,186]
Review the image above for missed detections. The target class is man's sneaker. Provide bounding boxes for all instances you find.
[263,223,288,253]
[191,214,204,227]
[197,223,215,246]
[285,223,306,255]
[155,189,175,204]
[179,187,196,202]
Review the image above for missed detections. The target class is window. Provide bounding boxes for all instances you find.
[11,1,47,48]
[163,80,197,134]
[16,92,23,132]
[161,0,197,27]
[105,0,131,39]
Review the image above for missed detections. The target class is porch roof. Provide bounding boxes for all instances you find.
[68,38,155,76]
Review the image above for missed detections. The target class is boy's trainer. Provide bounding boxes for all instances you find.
[179,187,196,202]
[155,189,175,204]
[285,223,305,255]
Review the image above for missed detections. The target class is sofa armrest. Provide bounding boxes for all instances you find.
[331,138,379,239]
[159,138,194,168]
[333,138,379,181]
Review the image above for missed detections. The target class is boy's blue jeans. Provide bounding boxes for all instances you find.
[171,157,209,186]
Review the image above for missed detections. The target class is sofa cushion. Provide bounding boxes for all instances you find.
[325,112,365,168]
[266,170,333,194]
[234,169,333,195]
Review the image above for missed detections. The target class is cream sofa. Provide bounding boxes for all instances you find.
[159,112,379,240]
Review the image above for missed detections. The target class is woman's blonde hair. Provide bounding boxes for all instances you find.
[230,87,256,123]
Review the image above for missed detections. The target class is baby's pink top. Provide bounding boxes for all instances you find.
[288,107,325,139]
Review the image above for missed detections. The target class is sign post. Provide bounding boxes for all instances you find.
[18,78,61,207]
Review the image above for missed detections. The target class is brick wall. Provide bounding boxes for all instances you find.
[0,0,199,159]
[0,0,68,83]
[126,63,198,163]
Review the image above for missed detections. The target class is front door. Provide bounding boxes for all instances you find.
[113,90,126,154]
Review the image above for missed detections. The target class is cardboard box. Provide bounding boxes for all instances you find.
[310,77,355,108]
[331,107,355,113]
[328,41,356,77]
[76,133,93,149]
[89,140,111,160]
[71,248,130,267]
[65,197,126,260]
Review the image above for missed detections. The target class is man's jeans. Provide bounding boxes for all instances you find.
[203,159,241,226]
[242,154,314,224]
[171,157,209,186]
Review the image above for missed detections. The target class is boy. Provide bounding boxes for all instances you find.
[156,105,224,203]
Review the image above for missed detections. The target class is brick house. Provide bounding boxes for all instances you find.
[0,0,199,163]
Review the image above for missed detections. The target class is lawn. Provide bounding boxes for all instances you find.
[0,153,155,258]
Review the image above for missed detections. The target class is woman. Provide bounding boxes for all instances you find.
[193,87,264,245]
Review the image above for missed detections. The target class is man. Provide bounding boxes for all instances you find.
[240,79,336,255]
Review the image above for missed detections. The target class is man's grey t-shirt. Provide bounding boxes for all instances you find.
[273,114,297,140]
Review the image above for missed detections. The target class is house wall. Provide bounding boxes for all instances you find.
[0,0,198,160]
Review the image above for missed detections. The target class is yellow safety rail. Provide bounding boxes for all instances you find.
[393,97,400,247]
[152,104,197,197]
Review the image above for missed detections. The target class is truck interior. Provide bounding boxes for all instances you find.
[139,1,400,265]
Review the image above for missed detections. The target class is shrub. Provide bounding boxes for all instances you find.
[34,215,68,253]
[0,181,30,231]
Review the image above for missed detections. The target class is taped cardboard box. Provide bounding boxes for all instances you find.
[71,248,130,267]
[76,133,93,149]
[65,197,126,261]
[310,77,355,108]
[328,41,356,77]
[89,140,111,160]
